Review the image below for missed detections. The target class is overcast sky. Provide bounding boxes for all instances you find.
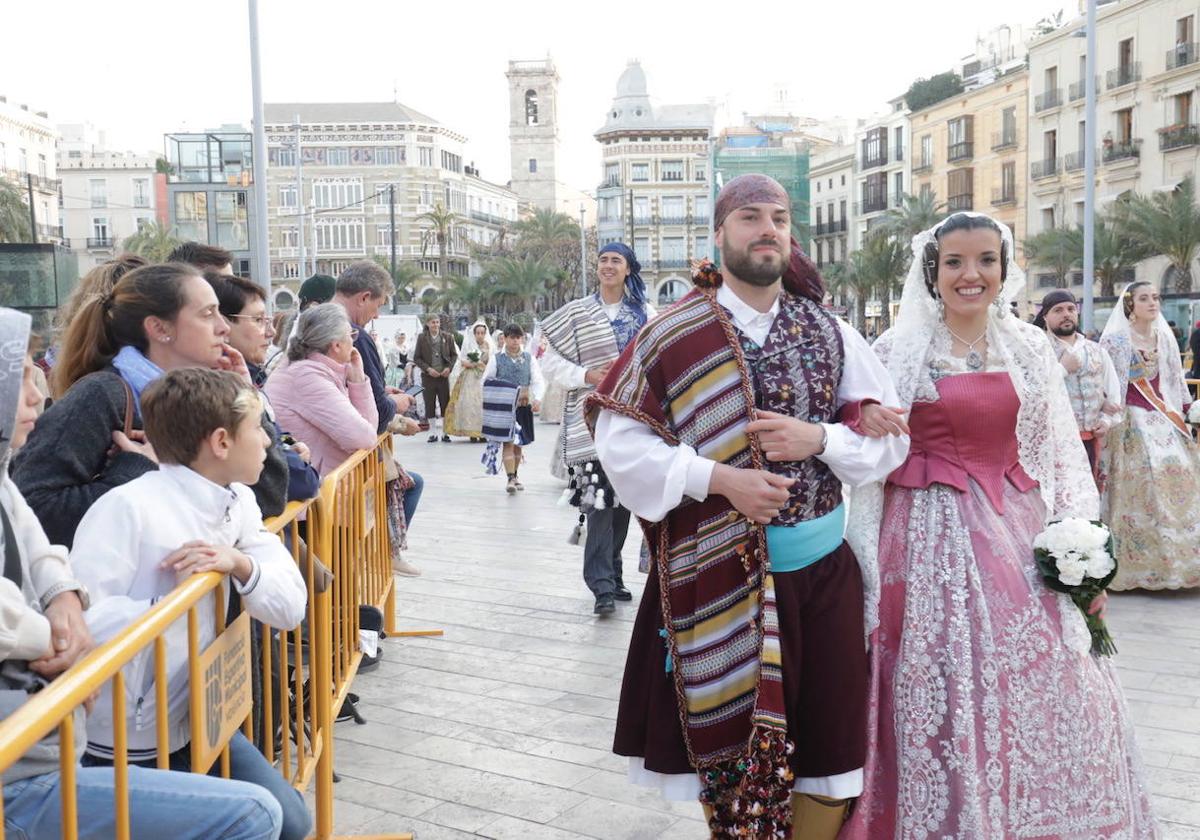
[8,0,1068,193]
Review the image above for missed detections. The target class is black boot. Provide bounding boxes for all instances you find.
[593,593,616,615]
[613,579,632,601]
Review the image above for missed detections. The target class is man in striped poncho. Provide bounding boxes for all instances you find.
[587,174,908,839]
[541,243,656,617]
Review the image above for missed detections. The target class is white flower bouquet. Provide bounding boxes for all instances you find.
[1033,518,1118,656]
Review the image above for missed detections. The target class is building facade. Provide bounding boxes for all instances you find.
[808,145,855,270]
[595,61,714,306]
[164,127,256,279]
[851,97,910,251]
[1026,0,1200,315]
[57,123,160,272]
[263,102,516,308]
[0,97,60,243]
[909,67,1030,284]
[506,59,565,213]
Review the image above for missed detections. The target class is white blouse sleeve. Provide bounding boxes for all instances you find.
[594,410,714,523]
[528,355,546,402]
[482,354,497,382]
[817,321,910,487]
[1100,349,1122,404]
[541,346,588,390]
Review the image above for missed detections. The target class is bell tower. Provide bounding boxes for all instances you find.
[506,58,562,212]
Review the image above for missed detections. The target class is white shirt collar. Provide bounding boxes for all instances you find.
[716,283,780,345]
[158,463,240,523]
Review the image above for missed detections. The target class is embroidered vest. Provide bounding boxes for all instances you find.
[1056,339,1106,432]
[736,296,844,524]
[494,351,531,387]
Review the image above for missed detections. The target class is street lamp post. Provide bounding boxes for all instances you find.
[1082,0,1098,332]
[247,0,272,299]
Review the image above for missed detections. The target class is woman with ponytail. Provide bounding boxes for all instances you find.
[13,262,242,547]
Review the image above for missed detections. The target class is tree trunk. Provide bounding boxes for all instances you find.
[879,283,892,331]
[1176,264,1193,294]
[856,295,867,333]
[1099,272,1115,298]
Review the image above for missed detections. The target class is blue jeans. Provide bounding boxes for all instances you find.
[83,732,310,840]
[2,765,282,840]
[403,470,423,525]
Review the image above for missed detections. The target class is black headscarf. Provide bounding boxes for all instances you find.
[1033,290,1078,331]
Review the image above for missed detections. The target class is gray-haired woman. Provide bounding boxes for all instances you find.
[263,303,378,476]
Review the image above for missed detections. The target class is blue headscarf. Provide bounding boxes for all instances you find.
[598,242,647,309]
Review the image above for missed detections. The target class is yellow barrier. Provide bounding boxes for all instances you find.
[0,434,433,840]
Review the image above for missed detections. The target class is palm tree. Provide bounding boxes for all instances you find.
[831,253,880,332]
[485,254,557,316]
[415,202,461,284]
[429,274,490,321]
[879,192,946,245]
[0,179,31,244]
[513,208,579,254]
[1056,217,1149,297]
[120,221,181,262]
[858,233,910,331]
[370,256,429,305]
[1113,176,1200,293]
[1024,227,1078,289]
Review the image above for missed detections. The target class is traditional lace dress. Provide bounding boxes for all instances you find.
[843,342,1158,840]
[1100,346,1200,590]
[444,347,488,438]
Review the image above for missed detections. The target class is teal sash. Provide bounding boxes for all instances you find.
[765,504,846,573]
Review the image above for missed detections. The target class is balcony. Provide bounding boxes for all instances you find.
[35,223,62,240]
[656,258,690,270]
[1031,159,1060,179]
[1065,151,1085,172]
[688,214,708,225]
[1106,62,1141,90]
[991,131,1018,151]
[991,188,1016,207]
[469,210,507,226]
[947,141,974,162]
[1035,89,1063,112]
[86,237,114,249]
[947,194,974,212]
[830,218,847,233]
[913,157,933,174]
[1102,139,1141,164]
[1160,124,1200,151]
[273,247,299,258]
[657,215,689,226]
[860,152,887,170]
[599,176,621,189]
[1167,43,1199,71]
[1068,76,1099,102]
[857,196,887,214]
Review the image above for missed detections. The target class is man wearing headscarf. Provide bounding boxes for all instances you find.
[1034,290,1121,479]
[541,242,656,616]
[585,174,908,839]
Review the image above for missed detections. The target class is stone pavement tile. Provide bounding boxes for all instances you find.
[420,801,505,833]
[1162,822,1200,839]
[572,769,706,820]
[1124,687,1200,709]
[484,682,568,705]
[355,811,481,840]
[402,733,600,789]
[547,692,620,719]
[1128,702,1200,734]
[1149,673,1200,698]
[334,740,589,822]
[329,773,441,819]
[1156,795,1200,827]
[549,797,680,839]
[352,677,575,736]
[328,795,397,834]
[527,740,628,773]
[478,815,594,839]
[536,711,623,751]
[1135,727,1200,760]
[1171,755,1200,772]
[1143,748,1175,769]
[449,724,552,754]
[654,818,710,839]
[1146,766,1200,801]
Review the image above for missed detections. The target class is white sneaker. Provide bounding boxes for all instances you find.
[392,557,422,577]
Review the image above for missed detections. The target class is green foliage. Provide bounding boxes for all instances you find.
[904,72,964,112]
[120,221,182,262]
[1023,227,1077,289]
[370,255,429,302]
[0,179,31,244]
[1111,176,1200,293]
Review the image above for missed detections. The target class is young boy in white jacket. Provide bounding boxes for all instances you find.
[72,367,310,840]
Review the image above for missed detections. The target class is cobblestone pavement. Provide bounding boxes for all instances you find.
[323,432,1200,839]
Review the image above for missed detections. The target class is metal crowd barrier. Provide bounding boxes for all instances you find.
[0,434,430,840]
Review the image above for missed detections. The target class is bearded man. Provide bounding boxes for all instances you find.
[587,174,908,839]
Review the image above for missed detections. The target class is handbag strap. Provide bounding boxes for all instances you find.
[120,378,134,437]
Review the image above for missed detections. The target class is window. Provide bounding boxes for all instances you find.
[1001,107,1017,145]
[91,217,109,242]
[840,175,845,186]
[893,172,904,207]
[312,179,363,210]
[816,181,821,194]
[216,191,249,249]
[661,196,685,221]
[1178,15,1194,44]
[89,178,107,208]
[279,185,297,207]
[604,162,619,187]
[271,146,296,167]
[633,236,650,259]
[528,158,537,173]
[695,234,709,257]
[135,216,153,232]
[17,148,26,173]
[1045,65,1058,90]
[947,116,974,160]
[920,134,933,167]
[631,163,649,182]
[1042,207,1056,230]
[1044,129,1058,161]
[694,196,709,222]
[375,146,403,166]
[1174,91,1193,125]
[315,218,365,252]
[695,163,706,182]
[37,154,46,178]
[1115,108,1133,145]
[376,226,393,246]
[1001,161,1016,201]
[633,196,650,223]
[1118,38,1134,71]
[326,148,350,166]
[862,172,887,212]
[418,146,434,167]
[862,127,887,166]
[0,142,5,169]
[174,192,207,241]
[661,236,686,264]
[132,178,150,208]
[815,206,823,226]
[893,126,904,160]
[919,182,933,202]
[661,160,684,181]
[441,151,461,173]
[283,262,299,279]
[947,168,974,211]
[525,90,539,126]
[839,199,846,222]
[281,227,299,247]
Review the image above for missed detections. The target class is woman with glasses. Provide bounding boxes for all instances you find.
[263,304,378,477]
[13,263,251,548]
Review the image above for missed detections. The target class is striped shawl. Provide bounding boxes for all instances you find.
[586,289,794,837]
[541,297,621,466]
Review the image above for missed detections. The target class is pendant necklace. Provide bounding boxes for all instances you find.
[945,325,987,371]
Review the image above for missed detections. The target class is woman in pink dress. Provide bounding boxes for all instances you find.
[842,213,1157,838]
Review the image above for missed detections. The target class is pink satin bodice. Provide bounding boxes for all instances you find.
[888,372,1038,513]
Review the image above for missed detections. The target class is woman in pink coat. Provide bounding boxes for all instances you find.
[264,303,378,476]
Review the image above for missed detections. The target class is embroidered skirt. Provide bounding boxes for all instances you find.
[613,542,868,797]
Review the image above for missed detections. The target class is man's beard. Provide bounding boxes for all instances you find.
[1050,323,1077,337]
[721,241,784,287]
